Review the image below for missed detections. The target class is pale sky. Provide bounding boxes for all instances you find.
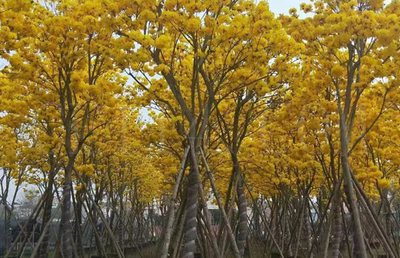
[268,0,307,15]
[268,0,392,15]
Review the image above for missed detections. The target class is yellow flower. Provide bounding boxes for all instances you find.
[331,65,345,77]
[154,35,171,49]
[140,10,156,21]
[186,17,201,32]
[154,64,170,73]
[378,178,390,188]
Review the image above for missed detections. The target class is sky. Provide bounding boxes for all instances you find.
[268,0,391,14]
[268,0,307,15]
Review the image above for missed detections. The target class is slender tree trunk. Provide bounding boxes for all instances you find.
[172,208,186,258]
[197,177,221,257]
[4,203,11,255]
[301,197,312,257]
[294,199,304,258]
[74,189,84,257]
[383,189,392,237]
[119,200,125,252]
[182,166,198,258]
[1,176,13,256]
[160,147,189,258]
[201,147,241,257]
[321,210,332,258]
[60,158,75,258]
[237,179,248,257]
[232,154,248,257]
[331,194,342,258]
[89,198,105,256]
[37,175,55,258]
[339,116,367,258]
[254,201,261,240]
[353,179,398,258]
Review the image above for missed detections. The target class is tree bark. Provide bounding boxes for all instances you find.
[60,158,75,258]
[237,179,248,257]
[339,116,367,258]
[301,197,312,257]
[232,154,248,257]
[182,166,199,258]
[200,148,241,258]
[331,194,342,258]
[37,173,55,258]
[160,147,189,258]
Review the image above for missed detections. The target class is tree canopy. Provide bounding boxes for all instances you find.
[1,0,400,258]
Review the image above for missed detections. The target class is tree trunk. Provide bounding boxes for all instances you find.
[74,189,84,257]
[37,175,55,258]
[182,166,198,258]
[232,153,248,258]
[301,198,312,257]
[200,147,241,258]
[321,210,332,258]
[160,147,189,258]
[60,158,75,258]
[4,203,11,255]
[254,201,261,240]
[339,116,367,258]
[237,179,248,257]
[331,194,342,258]
[383,189,392,237]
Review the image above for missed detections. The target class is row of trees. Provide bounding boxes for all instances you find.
[1,0,400,257]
